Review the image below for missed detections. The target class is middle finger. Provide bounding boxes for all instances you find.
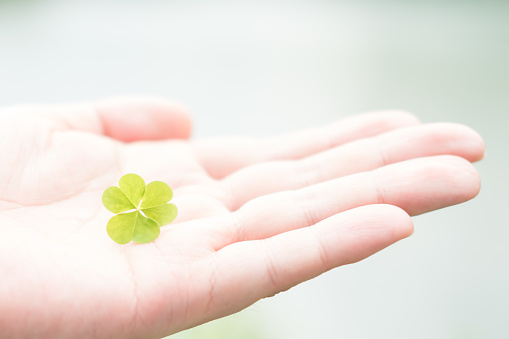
[220,123,484,210]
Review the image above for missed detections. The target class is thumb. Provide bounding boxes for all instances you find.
[95,96,192,142]
[28,96,192,142]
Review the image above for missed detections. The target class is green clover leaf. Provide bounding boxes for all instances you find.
[102,174,178,244]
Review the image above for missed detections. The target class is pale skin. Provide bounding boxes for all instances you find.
[0,97,484,338]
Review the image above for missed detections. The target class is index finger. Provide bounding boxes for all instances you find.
[193,110,420,179]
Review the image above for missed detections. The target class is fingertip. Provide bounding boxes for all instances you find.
[317,204,414,266]
[462,125,486,162]
[358,204,414,241]
[421,155,482,212]
[97,96,193,142]
[429,123,485,162]
[381,204,415,239]
[449,156,482,200]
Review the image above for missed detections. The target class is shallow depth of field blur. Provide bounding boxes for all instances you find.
[0,0,507,338]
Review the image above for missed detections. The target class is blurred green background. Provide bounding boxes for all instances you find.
[0,0,507,338]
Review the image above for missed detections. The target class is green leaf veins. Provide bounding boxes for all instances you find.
[102,174,178,244]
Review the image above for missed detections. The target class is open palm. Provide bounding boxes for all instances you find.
[0,97,484,338]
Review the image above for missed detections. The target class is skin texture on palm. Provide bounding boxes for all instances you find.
[0,97,484,338]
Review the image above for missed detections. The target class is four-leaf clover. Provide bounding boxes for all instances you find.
[102,174,178,244]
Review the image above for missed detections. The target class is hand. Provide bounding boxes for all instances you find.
[0,97,484,338]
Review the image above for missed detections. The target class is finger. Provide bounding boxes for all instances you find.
[95,97,192,141]
[207,204,412,315]
[222,123,485,210]
[5,96,192,142]
[214,155,480,248]
[194,110,420,178]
